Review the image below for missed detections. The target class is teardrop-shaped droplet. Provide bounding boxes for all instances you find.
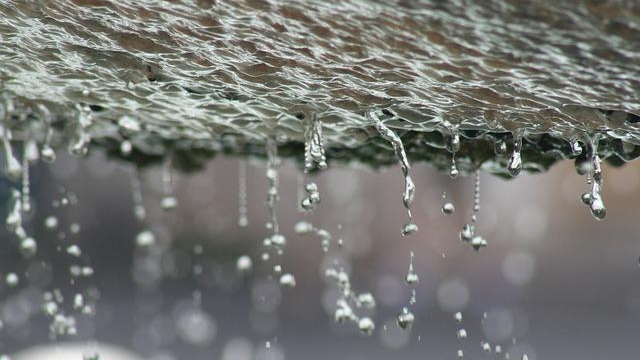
[396,307,415,330]
[507,132,523,177]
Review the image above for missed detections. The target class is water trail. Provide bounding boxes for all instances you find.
[265,139,280,235]
[36,104,57,163]
[161,155,178,210]
[365,110,417,235]
[448,126,460,178]
[304,113,327,172]
[454,311,465,358]
[21,140,38,214]
[581,135,606,220]
[459,170,487,251]
[508,131,523,177]
[238,159,249,227]
[69,104,92,157]
[1,125,22,181]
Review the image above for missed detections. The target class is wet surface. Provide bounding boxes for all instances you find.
[1,0,640,172]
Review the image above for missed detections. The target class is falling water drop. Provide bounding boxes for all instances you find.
[482,341,492,353]
[457,328,468,339]
[405,252,419,286]
[236,256,252,273]
[357,293,376,309]
[82,350,100,360]
[6,273,19,287]
[442,202,455,214]
[45,216,59,229]
[279,273,296,287]
[401,221,419,236]
[120,140,132,156]
[522,355,529,360]
[457,349,464,358]
[66,244,82,257]
[396,307,415,330]
[135,230,155,247]
[20,237,37,257]
[358,317,375,336]
[301,182,321,211]
[508,131,523,177]
[454,311,463,322]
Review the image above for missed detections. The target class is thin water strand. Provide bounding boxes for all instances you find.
[366,110,417,235]
[238,159,249,227]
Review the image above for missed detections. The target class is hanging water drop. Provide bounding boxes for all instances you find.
[507,131,523,177]
[304,113,327,172]
[570,138,582,156]
[1,126,21,181]
[396,307,415,330]
[366,110,416,234]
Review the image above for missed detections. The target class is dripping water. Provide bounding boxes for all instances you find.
[508,131,523,177]
[365,110,417,235]
[304,113,327,172]
[238,159,249,227]
[447,126,460,179]
[161,155,178,210]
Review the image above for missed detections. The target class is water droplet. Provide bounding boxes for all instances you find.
[522,355,529,360]
[294,221,314,234]
[570,138,582,156]
[442,202,455,214]
[279,273,296,287]
[135,230,156,247]
[73,293,85,309]
[401,222,419,236]
[357,293,376,309]
[405,270,419,286]
[66,244,82,257]
[457,328,467,339]
[161,196,178,210]
[120,140,132,156]
[5,273,19,287]
[358,317,375,336]
[459,224,474,242]
[396,307,415,330]
[457,349,464,358]
[45,216,59,229]
[40,146,56,163]
[495,345,502,353]
[161,156,177,210]
[271,234,286,247]
[482,341,492,353]
[471,236,488,251]
[19,237,37,258]
[454,311,463,322]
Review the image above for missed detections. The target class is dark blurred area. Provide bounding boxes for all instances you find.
[1,150,640,360]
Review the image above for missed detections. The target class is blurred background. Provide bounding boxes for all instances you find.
[1,149,640,360]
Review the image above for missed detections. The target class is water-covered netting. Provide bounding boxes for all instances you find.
[1,0,640,174]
